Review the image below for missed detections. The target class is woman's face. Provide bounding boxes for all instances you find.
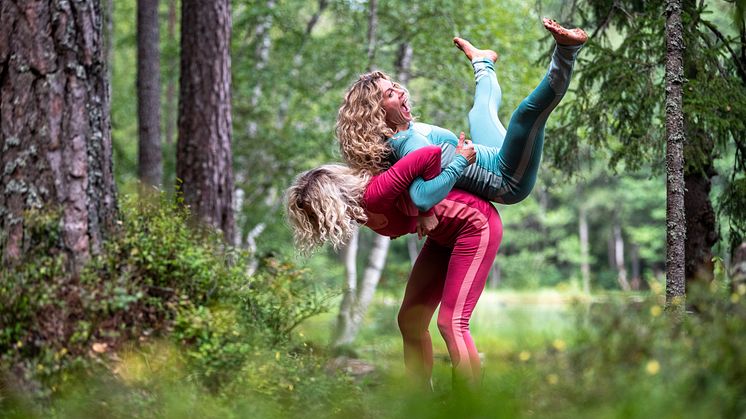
[377,78,412,129]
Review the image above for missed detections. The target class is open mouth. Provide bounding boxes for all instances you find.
[401,98,411,116]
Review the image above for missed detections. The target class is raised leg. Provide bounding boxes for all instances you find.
[453,37,506,148]
[473,19,587,204]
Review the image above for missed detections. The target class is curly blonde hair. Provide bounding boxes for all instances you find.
[285,165,371,254]
[336,71,411,174]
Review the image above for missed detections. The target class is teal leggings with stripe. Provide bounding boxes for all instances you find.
[456,43,582,204]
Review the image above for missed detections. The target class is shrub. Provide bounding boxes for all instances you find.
[0,192,335,399]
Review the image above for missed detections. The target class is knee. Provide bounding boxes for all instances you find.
[502,179,536,205]
[398,308,424,338]
[436,313,454,340]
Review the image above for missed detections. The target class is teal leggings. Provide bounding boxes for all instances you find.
[455,43,582,204]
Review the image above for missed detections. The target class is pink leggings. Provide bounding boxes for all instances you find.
[397,198,502,385]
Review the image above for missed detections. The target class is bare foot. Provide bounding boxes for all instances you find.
[453,37,498,63]
[542,18,588,46]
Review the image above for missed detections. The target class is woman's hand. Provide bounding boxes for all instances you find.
[456,131,476,164]
[416,213,439,239]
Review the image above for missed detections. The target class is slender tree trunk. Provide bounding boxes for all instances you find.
[395,41,413,84]
[1,0,117,270]
[731,242,746,289]
[489,264,502,288]
[613,221,631,291]
[177,0,235,240]
[579,203,591,294]
[630,244,641,290]
[366,0,378,69]
[333,227,360,348]
[407,235,419,267]
[164,0,177,147]
[665,0,687,309]
[347,234,390,341]
[137,0,162,187]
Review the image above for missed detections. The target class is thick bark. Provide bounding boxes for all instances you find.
[665,0,687,308]
[137,0,162,187]
[1,0,117,269]
[683,165,717,284]
[578,203,591,294]
[177,0,235,240]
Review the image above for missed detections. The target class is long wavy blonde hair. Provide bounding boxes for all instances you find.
[337,71,410,174]
[285,165,371,254]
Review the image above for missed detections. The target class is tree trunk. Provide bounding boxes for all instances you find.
[332,227,360,348]
[630,244,641,291]
[349,234,390,339]
[731,242,746,289]
[366,0,378,69]
[407,235,419,267]
[164,0,177,147]
[489,264,502,288]
[177,0,235,240]
[579,203,591,294]
[137,0,162,187]
[664,0,687,309]
[613,221,631,291]
[1,0,117,270]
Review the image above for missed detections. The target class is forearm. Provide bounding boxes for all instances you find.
[409,155,470,211]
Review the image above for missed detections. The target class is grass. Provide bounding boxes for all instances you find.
[5,287,743,419]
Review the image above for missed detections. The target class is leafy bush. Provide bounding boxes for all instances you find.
[0,192,335,399]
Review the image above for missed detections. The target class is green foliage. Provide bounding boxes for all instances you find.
[0,192,334,400]
[5,286,746,418]
[239,257,339,343]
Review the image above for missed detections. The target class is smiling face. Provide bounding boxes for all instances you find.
[377,78,412,131]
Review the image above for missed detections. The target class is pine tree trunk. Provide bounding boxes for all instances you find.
[137,0,162,187]
[177,0,235,240]
[1,0,117,270]
[664,0,687,309]
[164,0,177,147]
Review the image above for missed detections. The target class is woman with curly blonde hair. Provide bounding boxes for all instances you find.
[336,18,587,210]
[287,18,588,391]
[287,141,498,390]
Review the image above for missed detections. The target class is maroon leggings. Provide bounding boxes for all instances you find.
[397,196,502,385]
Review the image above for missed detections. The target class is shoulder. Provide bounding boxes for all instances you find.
[415,123,457,145]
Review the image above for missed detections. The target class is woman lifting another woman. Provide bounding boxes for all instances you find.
[286,19,587,390]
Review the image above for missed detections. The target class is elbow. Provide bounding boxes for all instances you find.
[413,197,435,212]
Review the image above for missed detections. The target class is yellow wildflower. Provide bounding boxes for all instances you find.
[646,360,660,375]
